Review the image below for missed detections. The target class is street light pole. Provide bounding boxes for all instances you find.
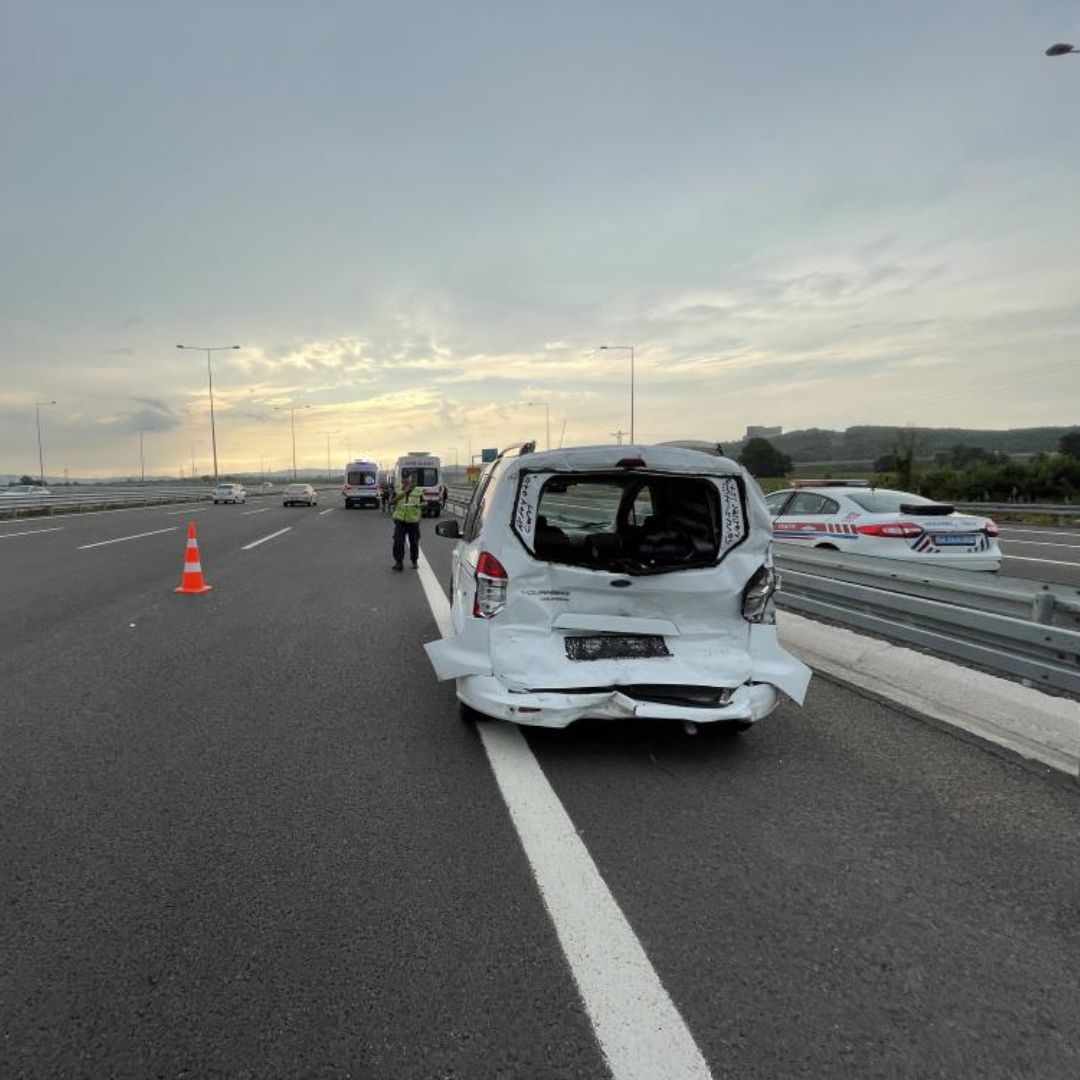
[323,430,340,482]
[598,345,635,443]
[275,405,310,480]
[139,427,146,484]
[528,401,551,450]
[177,344,240,481]
[36,400,56,487]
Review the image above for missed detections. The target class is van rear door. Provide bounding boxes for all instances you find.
[486,470,764,692]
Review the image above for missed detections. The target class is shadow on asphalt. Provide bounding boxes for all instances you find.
[519,713,759,770]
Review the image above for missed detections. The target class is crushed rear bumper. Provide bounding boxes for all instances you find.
[457,676,780,728]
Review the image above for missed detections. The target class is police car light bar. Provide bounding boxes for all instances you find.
[791,478,871,488]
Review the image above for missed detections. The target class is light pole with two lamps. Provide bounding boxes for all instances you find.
[597,345,635,444]
[527,401,551,451]
[176,344,240,481]
[275,404,311,480]
[36,400,56,487]
[323,429,340,482]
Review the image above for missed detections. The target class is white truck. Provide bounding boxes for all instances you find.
[394,452,445,518]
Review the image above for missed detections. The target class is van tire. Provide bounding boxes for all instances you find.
[815,543,839,551]
[459,700,482,723]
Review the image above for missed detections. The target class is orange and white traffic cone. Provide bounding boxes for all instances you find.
[174,522,212,594]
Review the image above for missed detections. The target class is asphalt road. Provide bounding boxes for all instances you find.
[2,501,1079,1078]
[997,523,1080,587]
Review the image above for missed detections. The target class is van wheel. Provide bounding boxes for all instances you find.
[459,700,482,723]
[815,543,839,551]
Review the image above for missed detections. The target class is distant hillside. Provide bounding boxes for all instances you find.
[727,425,1080,464]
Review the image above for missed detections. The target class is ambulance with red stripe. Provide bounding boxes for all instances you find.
[394,452,446,518]
[764,481,1001,572]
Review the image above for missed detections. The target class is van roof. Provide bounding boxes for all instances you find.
[497,444,744,477]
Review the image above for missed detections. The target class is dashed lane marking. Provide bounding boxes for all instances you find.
[999,539,1080,550]
[241,526,293,551]
[78,527,179,550]
[318,508,335,516]
[415,551,713,1080]
[243,507,271,515]
[0,526,65,540]
[997,527,1080,539]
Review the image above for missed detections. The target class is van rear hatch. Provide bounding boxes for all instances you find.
[488,468,761,692]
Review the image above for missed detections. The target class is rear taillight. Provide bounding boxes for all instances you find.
[473,552,509,619]
[857,522,923,538]
[742,564,779,623]
[984,520,999,537]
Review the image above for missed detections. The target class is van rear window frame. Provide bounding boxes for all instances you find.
[510,468,750,575]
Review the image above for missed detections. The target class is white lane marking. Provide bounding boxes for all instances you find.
[1002,554,1080,568]
[241,526,292,551]
[165,507,209,516]
[243,507,271,515]
[318,508,335,516]
[416,552,713,1080]
[78,526,179,550]
[998,527,1080,539]
[0,526,65,540]
[999,538,1080,550]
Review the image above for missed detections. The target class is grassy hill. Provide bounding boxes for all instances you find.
[726,425,1080,465]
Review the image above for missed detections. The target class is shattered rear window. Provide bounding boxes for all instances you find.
[515,472,747,574]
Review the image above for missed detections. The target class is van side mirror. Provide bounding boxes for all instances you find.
[435,519,461,539]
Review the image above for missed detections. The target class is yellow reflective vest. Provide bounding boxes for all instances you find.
[392,486,424,523]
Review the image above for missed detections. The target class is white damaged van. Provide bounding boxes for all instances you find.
[425,443,811,729]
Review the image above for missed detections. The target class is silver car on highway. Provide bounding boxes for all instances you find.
[426,442,810,730]
[212,483,246,505]
[283,483,318,507]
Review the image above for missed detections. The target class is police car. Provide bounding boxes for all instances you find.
[764,481,1001,571]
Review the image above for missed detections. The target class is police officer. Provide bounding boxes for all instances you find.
[390,470,424,571]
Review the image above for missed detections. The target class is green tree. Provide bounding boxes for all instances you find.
[892,430,918,491]
[1059,432,1080,459]
[947,444,993,469]
[739,438,792,478]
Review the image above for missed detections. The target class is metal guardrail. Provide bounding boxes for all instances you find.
[955,502,1080,522]
[0,488,211,518]
[0,485,332,519]
[445,488,1080,695]
[774,548,1080,696]
[774,546,1080,629]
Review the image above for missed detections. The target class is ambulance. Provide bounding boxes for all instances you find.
[394,452,445,518]
[342,458,381,508]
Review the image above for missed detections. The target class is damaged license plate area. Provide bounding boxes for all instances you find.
[564,633,672,661]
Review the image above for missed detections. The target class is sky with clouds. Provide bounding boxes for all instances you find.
[2,0,1079,478]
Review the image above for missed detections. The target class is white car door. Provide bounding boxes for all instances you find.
[772,491,842,548]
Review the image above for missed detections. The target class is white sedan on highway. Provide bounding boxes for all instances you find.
[212,483,246,505]
[765,482,1002,571]
[283,483,318,507]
